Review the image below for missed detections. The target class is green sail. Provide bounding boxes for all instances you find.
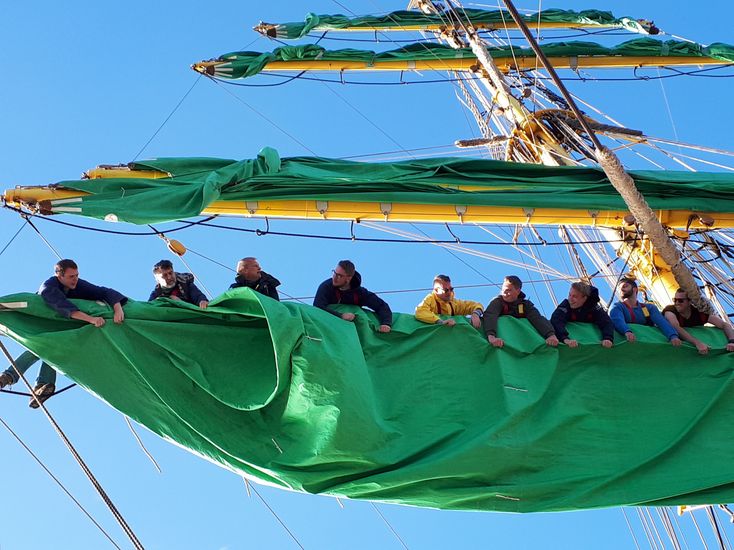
[259,9,657,40]
[1,291,734,512]
[46,148,734,224]
[200,39,734,80]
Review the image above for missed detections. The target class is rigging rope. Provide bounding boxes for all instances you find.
[25,216,62,260]
[369,502,410,550]
[0,218,28,260]
[690,508,711,550]
[621,508,642,550]
[132,74,202,162]
[0,415,123,550]
[248,483,306,550]
[0,341,146,550]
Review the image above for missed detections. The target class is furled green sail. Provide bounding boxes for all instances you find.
[257,9,657,40]
[43,148,734,224]
[198,39,734,80]
[2,291,734,512]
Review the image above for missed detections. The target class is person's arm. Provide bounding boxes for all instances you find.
[415,295,440,324]
[453,299,484,328]
[664,311,707,354]
[362,289,392,329]
[39,279,79,318]
[593,307,615,347]
[483,298,505,346]
[524,300,558,346]
[75,279,127,308]
[524,300,556,338]
[648,305,681,343]
[313,281,344,318]
[609,303,633,341]
[550,302,571,343]
[188,281,209,308]
[704,314,734,351]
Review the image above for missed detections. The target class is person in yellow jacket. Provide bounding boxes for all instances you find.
[415,274,484,328]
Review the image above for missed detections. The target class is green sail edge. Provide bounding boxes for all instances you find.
[1,290,734,512]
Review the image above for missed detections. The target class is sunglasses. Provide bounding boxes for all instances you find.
[673,298,689,303]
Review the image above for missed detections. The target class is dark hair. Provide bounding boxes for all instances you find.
[675,288,687,295]
[338,260,355,276]
[571,281,591,297]
[504,275,522,290]
[54,259,78,275]
[434,274,451,285]
[239,257,257,264]
[619,277,638,288]
[153,259,174,273]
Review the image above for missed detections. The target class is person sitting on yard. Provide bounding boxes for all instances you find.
[483,275,558,348]
[662,288,734,354]
[415,274,483,328]
[551,281,614,348]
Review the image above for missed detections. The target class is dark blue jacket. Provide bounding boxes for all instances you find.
[229,271,281,301]
[313,271,392,326]
[149,272,207,305]
[39,276,127,318]
[550,286,614,342]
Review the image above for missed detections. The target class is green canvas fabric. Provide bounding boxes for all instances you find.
[204,39,734,80]
[1,291,734,512]
[53,150,734,224]
[265,9,656,40]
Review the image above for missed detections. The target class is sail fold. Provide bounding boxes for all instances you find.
[1,290,734,512]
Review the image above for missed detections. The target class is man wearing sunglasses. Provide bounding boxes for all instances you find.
[415,274,483,328]
[313,260,392,333]
[662,289,734,354]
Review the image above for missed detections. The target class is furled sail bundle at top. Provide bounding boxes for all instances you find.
[193,39,734,79]
[252,8,660,39]
[6,148,734,228]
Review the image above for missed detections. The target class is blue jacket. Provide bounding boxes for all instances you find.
[609,301,678,340]
[39,276,127,318]
[313,271,392,326]
[149,272,207,305]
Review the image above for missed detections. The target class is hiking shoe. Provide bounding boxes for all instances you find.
[0,373,12,389]
[29,383,55,409]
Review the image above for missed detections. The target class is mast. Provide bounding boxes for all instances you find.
[499,0,713,313]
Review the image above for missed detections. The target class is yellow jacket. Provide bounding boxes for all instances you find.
[415,293,484,324]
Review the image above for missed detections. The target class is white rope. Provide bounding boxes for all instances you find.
[621,508,642,550]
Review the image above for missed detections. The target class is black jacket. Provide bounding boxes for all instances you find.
[229,271,281,301]
[313,271,392,326]
[483,291,555,338]
[40,276,127,318]
[149,273,207,305]
[550,286,614,341]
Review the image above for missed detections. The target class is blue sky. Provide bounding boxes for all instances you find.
[1,1,733,548]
